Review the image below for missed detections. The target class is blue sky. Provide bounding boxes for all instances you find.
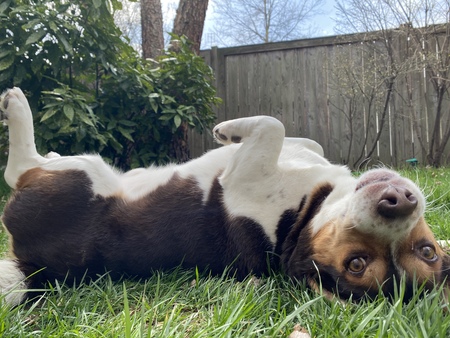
[162,0,338,49]
[316,0,338,36]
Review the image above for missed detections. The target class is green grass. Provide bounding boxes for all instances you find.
[0,168,450,337]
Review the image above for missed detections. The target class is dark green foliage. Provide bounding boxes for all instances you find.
[0,0,220,169]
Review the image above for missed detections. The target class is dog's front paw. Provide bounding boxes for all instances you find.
[0,87,28,122]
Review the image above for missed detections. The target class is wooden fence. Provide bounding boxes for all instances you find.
[189,30,450,168]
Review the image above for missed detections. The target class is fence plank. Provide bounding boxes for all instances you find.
[193,31,450,167]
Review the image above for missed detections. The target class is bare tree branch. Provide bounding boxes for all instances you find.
[211,0,324,46]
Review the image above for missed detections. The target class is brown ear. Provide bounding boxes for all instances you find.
[283,227,316,277]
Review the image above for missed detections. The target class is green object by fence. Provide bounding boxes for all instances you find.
[406,158,418,167]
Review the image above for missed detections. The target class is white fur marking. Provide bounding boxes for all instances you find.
[0,260,27,307]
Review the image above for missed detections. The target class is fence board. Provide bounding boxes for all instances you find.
[292,49,306,138]
[196,30,450,168]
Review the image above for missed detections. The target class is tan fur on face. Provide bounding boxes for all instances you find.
[396,218,447,283]
[310,221,390,291]
[309,216,449,294]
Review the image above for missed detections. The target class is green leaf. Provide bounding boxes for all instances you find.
[56,33,73,54]
[0,67,13,83]
[93,0,102,9]
[0,0,11,14]
[153,127,160,142]
[107,120,117,131]
[0,55,13,71]
[174,115,182,128]
[118,126,134,142]
[31,53,45,74]
[150,99,159,112]
[159,114,174,121]
[109,137,124,152]
[0,50,12,59]
[25,30,46,45]
[63,105,75,122]
[79,114,95,127]
[49,21,58,33]
[56,3,71,13]
[40,109,59,122]
[118,120,137,127]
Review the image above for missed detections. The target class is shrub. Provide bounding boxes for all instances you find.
[0,0,220,169]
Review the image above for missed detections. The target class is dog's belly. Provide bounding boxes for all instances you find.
[3,167,276,281]
[119,139,327,202]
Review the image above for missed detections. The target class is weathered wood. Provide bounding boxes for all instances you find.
[196,30,450,168]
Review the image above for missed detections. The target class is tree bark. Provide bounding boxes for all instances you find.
[168,0,209,162]
[172,0,209,54]
[169,122,191,163]
[141,0,164,59]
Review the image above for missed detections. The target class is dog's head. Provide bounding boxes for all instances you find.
[282,168,450,301]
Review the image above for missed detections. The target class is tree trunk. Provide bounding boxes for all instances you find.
[172,0,209,54]
[169,122,191,163]
[141,0,164,59]
[168,0,209,162]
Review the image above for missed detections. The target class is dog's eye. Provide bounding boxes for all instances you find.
[419,245,437,261]
[347,257,367,274]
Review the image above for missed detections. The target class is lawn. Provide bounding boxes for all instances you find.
[0,167,449,337]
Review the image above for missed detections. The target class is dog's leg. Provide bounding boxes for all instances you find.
[0,88,121,196]
[0,88,45,189]
[213,116,287,244]
[0,260,27,306]
[213,115,285,180]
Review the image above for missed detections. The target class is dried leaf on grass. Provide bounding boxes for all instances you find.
[288,324,311,338]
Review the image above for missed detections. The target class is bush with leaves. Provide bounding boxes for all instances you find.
[0,0,220,169]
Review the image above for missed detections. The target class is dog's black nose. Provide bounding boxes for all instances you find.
[377,186,418,218]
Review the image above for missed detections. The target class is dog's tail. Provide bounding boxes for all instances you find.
[0,260,28,307]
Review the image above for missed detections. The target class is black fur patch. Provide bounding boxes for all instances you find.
[3,170,275,287]
[281,184,334,275]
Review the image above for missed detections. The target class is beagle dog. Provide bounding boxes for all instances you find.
[0,87,449,306]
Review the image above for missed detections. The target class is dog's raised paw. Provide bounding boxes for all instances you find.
[0,90,11,117]
[213,116,285,146]
[213,120,244,145]
[0,88,29,123]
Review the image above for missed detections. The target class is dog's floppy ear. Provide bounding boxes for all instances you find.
[281,183,334,283]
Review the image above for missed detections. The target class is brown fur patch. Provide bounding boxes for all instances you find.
[16,167,52,190]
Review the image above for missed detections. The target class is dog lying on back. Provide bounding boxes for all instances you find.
[0,87,449,306]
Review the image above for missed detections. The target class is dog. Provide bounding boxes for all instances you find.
[0,87,449,307]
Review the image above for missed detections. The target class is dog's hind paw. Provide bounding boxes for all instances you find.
[0,90,12,121]
[213,116,284,146]
[213,120,243,145]
[0,87,29,123]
